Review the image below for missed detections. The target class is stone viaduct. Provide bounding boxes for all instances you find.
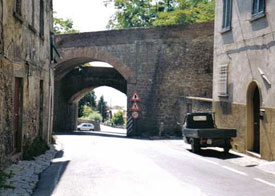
[54,22,214,136]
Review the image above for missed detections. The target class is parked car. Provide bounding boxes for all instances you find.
[77,123,95,131]
[182,113,236,154]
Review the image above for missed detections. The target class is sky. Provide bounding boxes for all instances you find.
[53,0,127,109]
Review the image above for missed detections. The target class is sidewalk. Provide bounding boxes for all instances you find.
[0,143,61,196]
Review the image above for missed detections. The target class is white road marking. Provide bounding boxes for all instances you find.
[222,166,248,176]
[254,178,275,188]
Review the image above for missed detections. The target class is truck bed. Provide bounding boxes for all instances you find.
[183,128,237,139]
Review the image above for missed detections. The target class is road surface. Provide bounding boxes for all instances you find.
[33,125,275,196]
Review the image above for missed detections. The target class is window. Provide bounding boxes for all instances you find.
[252,0,265,17]
[222,0,232,30]
[39,0,44,37]
[15,0,22,16]
[218,64,229,97]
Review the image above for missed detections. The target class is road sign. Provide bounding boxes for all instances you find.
[130,102,140,112]
[130,91,140,102]
[131,111,139,119]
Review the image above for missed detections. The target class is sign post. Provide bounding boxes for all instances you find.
[129,91,141,136]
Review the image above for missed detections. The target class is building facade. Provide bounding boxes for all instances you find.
[0,0,54,168]
[213,0,275,160]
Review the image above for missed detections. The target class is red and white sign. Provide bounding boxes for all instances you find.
[130,102,140,112]
[130,91,141,102]
[131,111,139,119]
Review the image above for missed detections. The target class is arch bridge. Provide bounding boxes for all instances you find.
[54,22,214,136]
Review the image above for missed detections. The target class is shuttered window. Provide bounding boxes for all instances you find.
[252,0,265,16]
[218,64,229,97]
[222,0,232,30]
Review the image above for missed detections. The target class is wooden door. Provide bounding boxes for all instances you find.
[14,78,23,153]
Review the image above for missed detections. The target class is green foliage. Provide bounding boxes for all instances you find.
[112,110,125,126]
[153,0,215,26]
[107,0,157,29]
[81,105,102,122]
[82,105,93,117]
[0,170,14,189]
[23,137,49,160]
[97,96,108,122]
[107,0,215,29]
[88,112,102,122]
[78,91,97,117]
[53,12,79,34]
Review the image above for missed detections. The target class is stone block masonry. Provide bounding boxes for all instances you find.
[55,22,214,137]
[0,0,54,169]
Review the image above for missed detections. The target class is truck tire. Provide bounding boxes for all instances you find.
[223,147,230,154]
[223,139,231,154]
[191,138,200,153]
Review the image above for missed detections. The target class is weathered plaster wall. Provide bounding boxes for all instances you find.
[55,23,214,136]
[0,0,53,168]
[214,0,275,160]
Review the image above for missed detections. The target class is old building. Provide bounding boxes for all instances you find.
[213,0,275,160]
[0,0,54,168]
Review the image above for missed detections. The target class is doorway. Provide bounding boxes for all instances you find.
[247,82,260,154]
[14,77,23,153]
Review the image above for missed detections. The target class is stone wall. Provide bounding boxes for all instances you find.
[55,22,214,136]
[0,0,53,169]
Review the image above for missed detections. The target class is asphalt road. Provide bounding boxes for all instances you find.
[33,126,275,196]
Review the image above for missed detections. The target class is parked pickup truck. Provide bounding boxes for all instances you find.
[182,113,236,154]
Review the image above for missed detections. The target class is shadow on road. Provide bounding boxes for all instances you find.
[54,131,129,139]
[32,150,70,196]
[188,149,242,160]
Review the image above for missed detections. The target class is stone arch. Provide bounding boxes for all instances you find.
[53,66,127,132]
[54,47,136,83]
[247,81,262,154]
[69,85,126,105]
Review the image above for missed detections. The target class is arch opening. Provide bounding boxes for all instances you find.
[247,81,261,154]
[53,61,128,133]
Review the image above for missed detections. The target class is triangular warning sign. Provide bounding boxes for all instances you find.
[130,91,140,102]
[130,102,140,112]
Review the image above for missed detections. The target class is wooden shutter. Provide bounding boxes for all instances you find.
[218,64,228,97]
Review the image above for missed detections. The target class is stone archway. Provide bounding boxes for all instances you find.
[53,66,127,132]
[54,47,136,83]
[247,81,261,154]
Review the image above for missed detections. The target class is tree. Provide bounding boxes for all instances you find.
[112,110,125,126]
[153,0,215,26]
[97,96,108,122]
[107,0,157,29]
[53,12,79,34]
[107,0,215,29]
[78,91,97,117]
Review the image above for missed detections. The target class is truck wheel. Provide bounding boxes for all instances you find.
[191,138,200,153]
[223,147,230,154]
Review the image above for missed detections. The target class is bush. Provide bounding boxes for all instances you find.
[23,137,49,160]
[112,111,125,126]
[88,111,102,122]
[0,170,13,189]
[81,105,102,122]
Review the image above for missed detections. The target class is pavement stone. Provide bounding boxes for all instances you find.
[0,144,58,196]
